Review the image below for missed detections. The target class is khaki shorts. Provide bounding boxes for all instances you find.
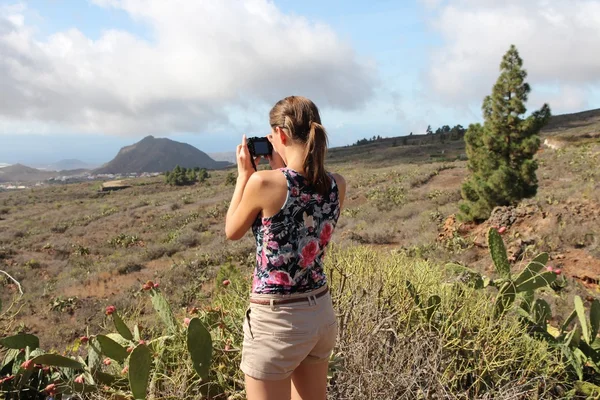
[241,285,338,381]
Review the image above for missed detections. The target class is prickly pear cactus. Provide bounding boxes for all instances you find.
[494,281,516,317]
[112,312,133,341]
[150,291,178,334]
[514,257,556,293]
[186,317,213,381]
[29,354,83,369]
[575,296,591,344]
[0,334,39,350]
[591,299,600,342]
[96,334,128,363]
[531,299,551,330]
[129,344,152,400]
[488,228,511,280]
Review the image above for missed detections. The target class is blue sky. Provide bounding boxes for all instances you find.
[1,0,599,166]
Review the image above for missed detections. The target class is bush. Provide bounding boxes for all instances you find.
[165,166,210,186]
[108,233,141,248]
[225,172,236,186]
[325,245,565,399]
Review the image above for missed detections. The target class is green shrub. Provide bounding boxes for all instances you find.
[108,234,141,248]
[24,259,41,269]
[325,245,566,399]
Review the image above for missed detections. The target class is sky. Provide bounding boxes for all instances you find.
[1,0,599,166]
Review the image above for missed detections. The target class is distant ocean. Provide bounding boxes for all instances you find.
[0,163,11,168]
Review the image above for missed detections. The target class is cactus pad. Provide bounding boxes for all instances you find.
[30,354,83,369]
[0,334,39,350]
[112,312,134,341]
[488,227,511,280]
[150,291,179,334]
[129,343,152,400]
[96,334,129,363]
[187,317,213,381]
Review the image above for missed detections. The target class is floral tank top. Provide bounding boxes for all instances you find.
[251,167,340,294]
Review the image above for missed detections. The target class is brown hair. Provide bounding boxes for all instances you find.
[269,96,330,195]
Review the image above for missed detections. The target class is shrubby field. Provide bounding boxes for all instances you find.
[1,129,600,398]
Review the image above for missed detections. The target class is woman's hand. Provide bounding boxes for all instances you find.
[266,134,286,170]
[236,135,260,180]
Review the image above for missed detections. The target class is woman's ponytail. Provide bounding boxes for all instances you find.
[303,121,330,195]
[269,96,330,194]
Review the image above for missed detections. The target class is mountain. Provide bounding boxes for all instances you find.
[40,159,96,171]
[94,136,231,174]
[0,164,58,183]
[209,151,237,164]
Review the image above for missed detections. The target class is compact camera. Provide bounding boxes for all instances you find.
[247,136,273,158]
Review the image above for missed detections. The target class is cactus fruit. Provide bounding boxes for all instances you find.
[44,383,57,396]
[488,227,511,280]
[129,344,152,400]
[105,305,116,315]
[20,360,34,370]
[186,317,213,381]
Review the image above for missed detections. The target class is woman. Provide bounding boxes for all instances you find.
[225,96,346,400]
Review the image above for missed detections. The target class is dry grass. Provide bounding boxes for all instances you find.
[1,130,599,398]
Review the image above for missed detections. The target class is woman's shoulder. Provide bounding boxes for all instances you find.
[329,171,346,188]
[252,169,287,187]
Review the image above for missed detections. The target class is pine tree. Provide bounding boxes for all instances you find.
[459,45,551,222]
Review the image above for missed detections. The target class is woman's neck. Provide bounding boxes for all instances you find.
[283,148,306,174]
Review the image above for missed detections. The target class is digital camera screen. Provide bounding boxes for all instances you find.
[254,141,271,155]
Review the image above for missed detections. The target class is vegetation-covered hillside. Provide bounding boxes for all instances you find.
[1,111,599,396]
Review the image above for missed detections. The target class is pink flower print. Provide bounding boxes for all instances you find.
[266,270,293,286]
[260,248,269,268]
[252,274,260,292]
[320,222,333,246]
[314,194,323,203]
[291,187,300,197]
[330,192,337,202]
[300,240,320,268]
[301,193,311,203]
[311,269,323,282]
[268,241,279,250]
[270,255,284,267]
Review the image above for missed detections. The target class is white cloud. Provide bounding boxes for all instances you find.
[423,0,600,113]
[0,1,377,135]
